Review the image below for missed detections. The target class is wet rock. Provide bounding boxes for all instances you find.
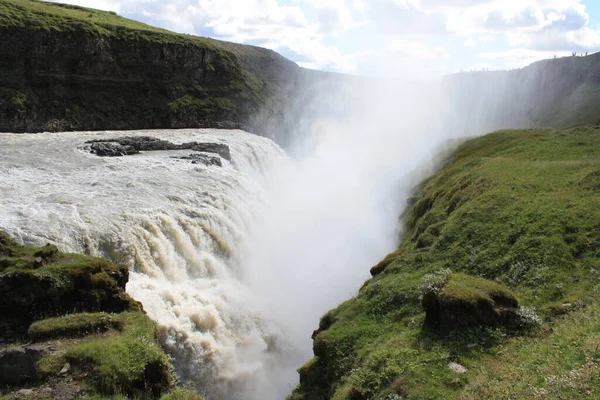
[85,137,231,161]
[89,142,139,157]
[175,153,222,167]
[0,346,47,385]
[188,142,231,161]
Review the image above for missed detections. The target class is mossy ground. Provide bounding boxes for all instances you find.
[292,126,600,399]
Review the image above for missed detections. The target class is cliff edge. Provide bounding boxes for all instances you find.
[0,0,332,144]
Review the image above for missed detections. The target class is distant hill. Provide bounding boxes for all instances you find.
[0,0,347,145]
[442,53,600,135]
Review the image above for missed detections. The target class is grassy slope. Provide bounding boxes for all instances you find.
[0,0,208,44]
[0,232,202,400]
[291,126,600,399]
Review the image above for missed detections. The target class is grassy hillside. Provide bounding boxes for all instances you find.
[0,0,302,137]
[292,126,600,399]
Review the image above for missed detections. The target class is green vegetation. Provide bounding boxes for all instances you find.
[64,312,171,396]
[292,126,600,399]
[0,0,215,46]
[439,273,516,306]
[28,312,120,341]
[160,388,206,400]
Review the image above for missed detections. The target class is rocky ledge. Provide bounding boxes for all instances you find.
[0,231,203,400]
[85,136,231,164]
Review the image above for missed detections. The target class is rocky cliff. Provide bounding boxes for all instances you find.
[0,0,346,146]
[443,53,600,135]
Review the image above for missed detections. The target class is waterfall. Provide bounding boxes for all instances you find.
[0,129,297,399]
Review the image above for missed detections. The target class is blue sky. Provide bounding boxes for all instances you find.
[48,0,600,77]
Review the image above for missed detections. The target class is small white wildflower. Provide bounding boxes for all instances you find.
[517,306,542,328]
[420,268,452,296]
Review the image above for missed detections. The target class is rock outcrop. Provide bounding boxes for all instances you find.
[85,136,231,161]
[421,273,520,334]
[0,231,202,399]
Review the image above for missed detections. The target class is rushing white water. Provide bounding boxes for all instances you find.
[0,129,296,399]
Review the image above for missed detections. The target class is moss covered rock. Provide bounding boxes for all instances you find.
[422,273,519,334]
[0,232,141,340]
[0,232,188,399]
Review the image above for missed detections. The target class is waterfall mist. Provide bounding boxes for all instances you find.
[241,76,468,379]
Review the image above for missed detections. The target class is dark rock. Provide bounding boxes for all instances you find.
[188,153,222,167]
[89,142,139,157]
[406,196,419,206]
[189,143,231,161]
[86,137,231,161]
[0,346,47,385]
[174,152,223,167]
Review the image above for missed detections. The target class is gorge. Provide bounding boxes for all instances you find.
[2,1,600,400]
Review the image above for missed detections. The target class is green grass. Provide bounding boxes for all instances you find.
[160,388,205,400]
[292,126,600,399]
[28,312,121,341]
[0,0,214,47]
[440,273,516,305]
[64,312,171,397]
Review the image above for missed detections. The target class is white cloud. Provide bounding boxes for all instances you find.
[44,0,600,75]
[464,34,496,47]
[294,0,357,35]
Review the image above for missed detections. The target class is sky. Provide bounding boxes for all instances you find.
[47,0,600,77]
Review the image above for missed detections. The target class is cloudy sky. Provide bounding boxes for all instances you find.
[48,0,600,76]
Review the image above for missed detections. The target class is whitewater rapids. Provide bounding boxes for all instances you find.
[0,129,297,399]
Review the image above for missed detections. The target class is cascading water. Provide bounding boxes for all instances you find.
[0,129,298,399]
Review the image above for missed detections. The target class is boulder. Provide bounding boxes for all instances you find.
[188,143,231,161]
[174,153,222,167]
[89,142,139,157]
[421,273,520,334]
[0,346,47,385]
[0,232,141,340]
